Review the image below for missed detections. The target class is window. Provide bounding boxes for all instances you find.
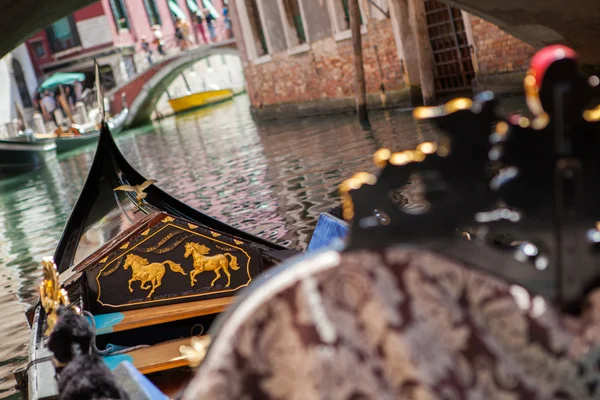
[282,0,306,45]
[326,0,365,37]
[340,0,363,29]
[12,59,32,108]
[46,16,81,53]
[245,0,268,56]
[143,0,162,26]
[31,41,46,58]
[109,0,130,30]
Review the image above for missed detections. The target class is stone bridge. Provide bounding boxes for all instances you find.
[107,40,239,127]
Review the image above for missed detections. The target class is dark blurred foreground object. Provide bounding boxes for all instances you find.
[181,45,600,399]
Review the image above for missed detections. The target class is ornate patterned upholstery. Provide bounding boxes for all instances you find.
[183,248,600,399]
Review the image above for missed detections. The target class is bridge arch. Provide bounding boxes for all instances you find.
[107,43,240,128]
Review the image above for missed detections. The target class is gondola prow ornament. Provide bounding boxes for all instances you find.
[39,257,72,335]
[39,257,129,399]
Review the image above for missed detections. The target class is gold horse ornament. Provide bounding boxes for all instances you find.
[184,242,240,287]
[123,253,187,298]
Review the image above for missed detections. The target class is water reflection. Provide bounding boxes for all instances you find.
[0,94,440,398]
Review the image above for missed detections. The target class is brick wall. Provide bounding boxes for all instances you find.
[243,19,405,108]
[469,16,535,75]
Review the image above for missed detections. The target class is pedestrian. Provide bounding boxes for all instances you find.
[40,91,57,124]
[204,9,217,42]
[223,3,232,38]
[74,80,84,102]
[195,10,208,44]
[65,86,76,111]
[175,18,185,50]
[181,18,191,48]
[152,25,166,56]
[141,35,153,65]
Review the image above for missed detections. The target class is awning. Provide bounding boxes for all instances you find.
[51,17,73,40]
[202,0,220,18]
[187,0,199,14]
[168,0,187,20]
[38,72,86,92]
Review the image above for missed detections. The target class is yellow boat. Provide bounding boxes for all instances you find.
[168,89,234,114]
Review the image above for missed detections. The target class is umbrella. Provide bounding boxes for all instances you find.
[38,72,85,92]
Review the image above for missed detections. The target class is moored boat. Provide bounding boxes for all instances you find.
[14,112,295,399]
[168,89,234,115]
[34,98,130,154]
[0,135,56,176]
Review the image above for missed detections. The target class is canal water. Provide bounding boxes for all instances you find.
[0,94,456,398]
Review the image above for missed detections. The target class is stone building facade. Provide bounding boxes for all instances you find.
[230,0,536,119]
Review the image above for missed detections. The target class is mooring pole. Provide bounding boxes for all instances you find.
[181,72,192,94]
[349,0,370,129]
[408,0,436,105]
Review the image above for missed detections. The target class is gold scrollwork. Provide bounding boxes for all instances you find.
[120,242,130,250]
[339,141,445,222]
[39,257,71,335]
[184,242,240,287]
[162,216,175,223]
[188,223,198,230]
[233,239,244,245]
[412,97,473,120]
[100,256,109,263]
[141,229,151,236]
[339,172,377,221]
[210,231,221,238]
[123,254,187,299]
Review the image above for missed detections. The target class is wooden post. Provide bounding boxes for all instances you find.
[181,72,192,93]
[349,0,370,128]
[408,0,436,105]
[58,84,74,124]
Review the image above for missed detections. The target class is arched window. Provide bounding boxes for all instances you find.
[12,59,32,108]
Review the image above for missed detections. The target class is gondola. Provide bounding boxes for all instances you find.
[0,134,56,176]
[53,106,128,154]
[46,95,130,154]
[13,80,297,399]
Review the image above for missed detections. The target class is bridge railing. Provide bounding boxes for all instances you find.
[113,29,235,87]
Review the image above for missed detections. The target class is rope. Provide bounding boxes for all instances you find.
[23,355,53,375]
[83,310,150,356]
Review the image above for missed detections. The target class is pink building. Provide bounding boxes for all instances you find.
[25,0,229,90]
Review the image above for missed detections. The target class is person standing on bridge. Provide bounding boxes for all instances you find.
[175,18,191,51]
[223,2,232,39]
[195,10,208,44]
[204,9,217,43]
[141,36,153,65]
[152,25,166,56]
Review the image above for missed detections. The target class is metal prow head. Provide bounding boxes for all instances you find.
[94,59,106,123]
